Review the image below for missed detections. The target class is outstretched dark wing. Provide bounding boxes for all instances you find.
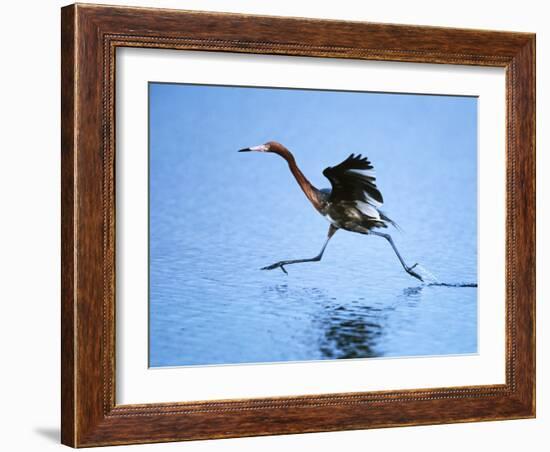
[322,154,383,206]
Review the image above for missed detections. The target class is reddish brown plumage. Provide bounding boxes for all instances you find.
[263,141,325,212]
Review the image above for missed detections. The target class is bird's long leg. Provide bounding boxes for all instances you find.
[261,225,338,274]
[370,231,424,282]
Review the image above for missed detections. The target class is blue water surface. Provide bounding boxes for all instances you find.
[148,83,478,367]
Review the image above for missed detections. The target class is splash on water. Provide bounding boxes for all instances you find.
[414,264,440,284]
[414,264,477,288]
[428,282,478,288]
[411,264,477,288]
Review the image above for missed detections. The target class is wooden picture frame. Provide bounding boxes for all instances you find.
[61,3,535,447]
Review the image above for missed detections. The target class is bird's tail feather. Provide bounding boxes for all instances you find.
[380,211,402,232]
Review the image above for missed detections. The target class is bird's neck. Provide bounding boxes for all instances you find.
[274,148,322,211]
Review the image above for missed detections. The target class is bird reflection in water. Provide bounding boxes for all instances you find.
[320,284,429,359]
[263,284,424,361]
[317,304,387,359]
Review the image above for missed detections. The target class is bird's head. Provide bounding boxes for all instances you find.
[238,141,288,155]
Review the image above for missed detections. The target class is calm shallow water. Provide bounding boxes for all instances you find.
[148,83,478,367]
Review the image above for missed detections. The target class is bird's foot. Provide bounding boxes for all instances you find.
[406,263,424,282]
[261,262,288,274]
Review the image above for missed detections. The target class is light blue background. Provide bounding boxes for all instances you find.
[148,82,478,367]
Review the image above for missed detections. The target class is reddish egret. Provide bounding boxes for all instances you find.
[238,141,423,281]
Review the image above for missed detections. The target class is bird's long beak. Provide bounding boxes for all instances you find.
[238,144,268,153]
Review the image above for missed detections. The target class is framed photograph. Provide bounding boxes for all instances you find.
[61,3,535,447]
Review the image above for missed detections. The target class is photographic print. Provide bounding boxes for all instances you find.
[148,82,478,368]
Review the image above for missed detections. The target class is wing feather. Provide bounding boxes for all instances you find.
[322,154,383,206]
